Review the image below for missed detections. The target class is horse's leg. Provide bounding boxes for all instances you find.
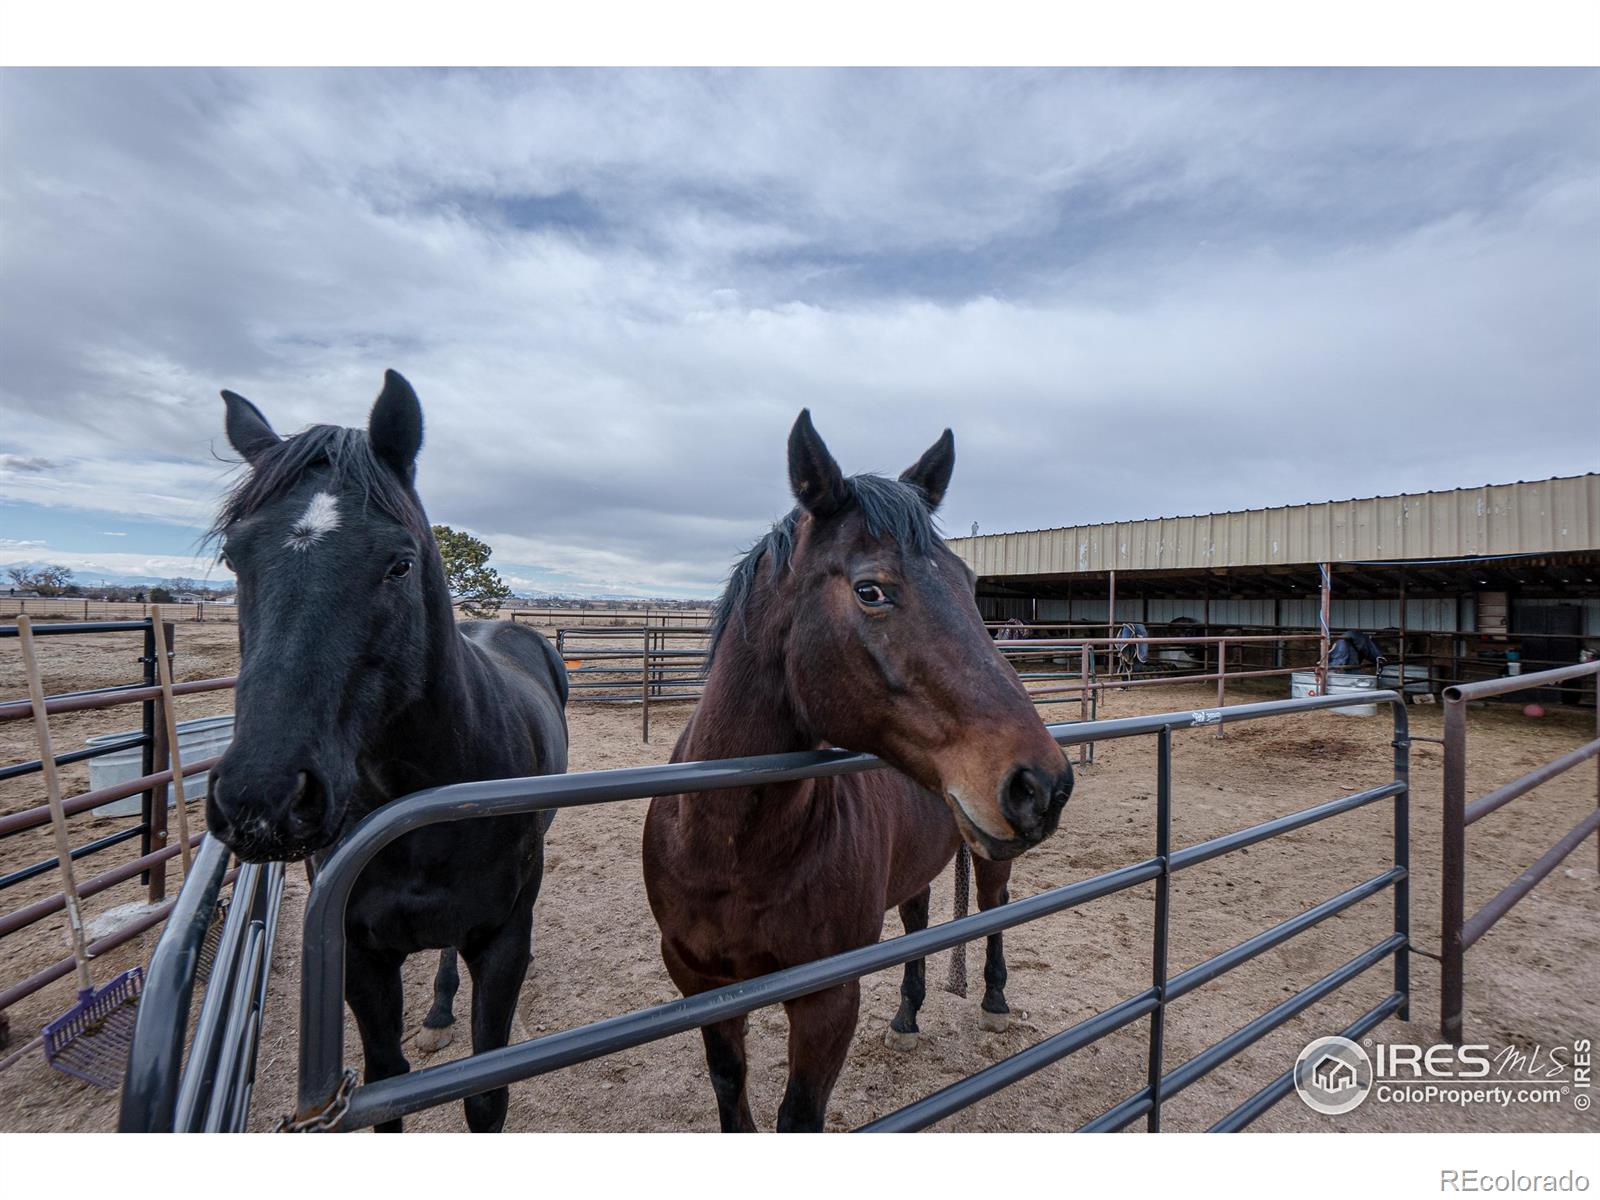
[973,858,1014,1033]
[459,896,536,1133]
[345,944,410,1133]
[885,887,930,1051]
[701,1016,758,1132]
[777,980,860,1132]
[661,938,755,1131]
[416,948,460,1053]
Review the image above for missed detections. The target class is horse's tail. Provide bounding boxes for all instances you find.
[944,841,971,997]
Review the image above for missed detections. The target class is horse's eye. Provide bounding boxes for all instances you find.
[387,558,413,580]
[854,582,889,607]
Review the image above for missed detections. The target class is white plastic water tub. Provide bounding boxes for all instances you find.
[85,714,235,817]
[1289,670,1378,718]
[1378,663,1433,696]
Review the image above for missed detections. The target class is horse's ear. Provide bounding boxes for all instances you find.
[221,390,281,464]
[369,369,424,482]
[900,428,955,511]
[787,409,847,518]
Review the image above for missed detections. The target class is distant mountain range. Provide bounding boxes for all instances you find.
[3,560,709,606]
[1,560,221,590]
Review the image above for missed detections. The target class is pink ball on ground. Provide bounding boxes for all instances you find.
[1523,703,1545,718]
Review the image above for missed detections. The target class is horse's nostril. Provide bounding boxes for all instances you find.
[1001,767,1050,829]
[291,770,324,813]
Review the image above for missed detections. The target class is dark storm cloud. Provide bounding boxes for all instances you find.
[1,67,1595,595]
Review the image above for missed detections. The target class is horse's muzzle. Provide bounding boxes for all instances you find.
[207,757,340,863]
[998,761,1073,846]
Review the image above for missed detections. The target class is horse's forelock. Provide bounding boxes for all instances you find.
[705,472,942,668]
[209,423,427,547]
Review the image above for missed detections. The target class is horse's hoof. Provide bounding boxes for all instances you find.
[884,1028,919,1052]
[416,1022,454,1053]
[977,1009,1010,1033]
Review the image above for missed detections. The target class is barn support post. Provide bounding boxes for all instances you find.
[1453,597,1464,692]
[1398,572,1408,690]
[1318,563,1332,695]
[1107,570,1117,644]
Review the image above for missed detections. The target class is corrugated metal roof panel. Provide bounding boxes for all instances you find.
[950,474,1600,576]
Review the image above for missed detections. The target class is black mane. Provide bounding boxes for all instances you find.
[209,424,428,543]
[706,472,941,665]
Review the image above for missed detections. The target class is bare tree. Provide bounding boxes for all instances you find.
[7,564,74,596]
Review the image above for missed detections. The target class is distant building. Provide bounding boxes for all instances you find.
[948,474,1600,694]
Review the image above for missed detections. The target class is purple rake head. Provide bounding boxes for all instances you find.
[42,966,143,1089]
[196,895,231,986]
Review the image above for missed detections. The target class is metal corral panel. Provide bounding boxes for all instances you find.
[952,474,1600,576]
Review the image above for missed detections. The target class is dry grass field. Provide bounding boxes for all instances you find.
[1,619,1596,1133]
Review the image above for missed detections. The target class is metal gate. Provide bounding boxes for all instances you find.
[122,690,1410,1132]
[1439,659,1600,1043]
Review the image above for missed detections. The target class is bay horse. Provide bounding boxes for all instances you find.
[643,411,1073,1132]
[206,371,569,1132]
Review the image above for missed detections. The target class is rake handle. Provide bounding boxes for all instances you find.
[15,617,94,993]
[148,606,193,876]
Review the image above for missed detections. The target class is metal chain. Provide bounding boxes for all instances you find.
[275,1069,357,1133]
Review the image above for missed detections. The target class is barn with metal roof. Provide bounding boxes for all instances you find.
[948,474,1600,691]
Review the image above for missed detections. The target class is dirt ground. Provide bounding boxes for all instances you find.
[1,620,1596,1133]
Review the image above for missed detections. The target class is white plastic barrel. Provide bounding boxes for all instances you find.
[85,715,235,816]
[1377,663,1432,696]
[1289,670,1378,717]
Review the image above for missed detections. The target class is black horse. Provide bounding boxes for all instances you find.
[205,371,569,1132]
[1330,629,1387,671]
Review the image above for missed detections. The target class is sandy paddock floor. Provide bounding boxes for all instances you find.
[1,621,1595,1133]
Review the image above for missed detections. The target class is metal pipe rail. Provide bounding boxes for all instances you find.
[1439,660,1600,1043]
[555,626,712,639]
[117,836,284,1133]
[510,609,712,628]
[120,688,1407,1132]
[0,674,236,724]
[0,599,238,623]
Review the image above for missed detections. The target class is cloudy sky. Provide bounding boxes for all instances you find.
[1,68,1596,597]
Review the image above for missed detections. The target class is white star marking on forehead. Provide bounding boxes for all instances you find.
[285,491,341,551]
